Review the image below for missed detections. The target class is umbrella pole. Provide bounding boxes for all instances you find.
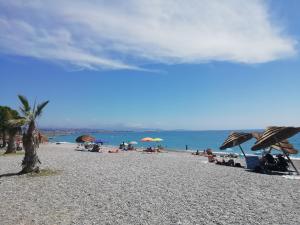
[268,147,272,154]
[277,142,299,175]
[238,145,247,158]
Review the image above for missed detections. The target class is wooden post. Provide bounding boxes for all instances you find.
[277,141,299,175]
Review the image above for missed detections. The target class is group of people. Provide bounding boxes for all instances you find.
[205,150,243,168]
[143,146,164,153]
[255,153,289,173]
[79,141,166,154]
[119,143,135,151]
[192,148,291,172]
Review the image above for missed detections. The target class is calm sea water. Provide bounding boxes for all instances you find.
[50,130,300,158]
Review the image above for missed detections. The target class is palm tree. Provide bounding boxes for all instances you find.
[18,95,49,174]
[0,106,23,152]
[5,108,24,154]
[0,106,10,148]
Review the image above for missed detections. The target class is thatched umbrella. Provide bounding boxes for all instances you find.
[271,141,298,155]
[251,127,299,150]
[75,135,95,143]
[220,132,253,158]
[251,127,300,174]
[252,132,298,155]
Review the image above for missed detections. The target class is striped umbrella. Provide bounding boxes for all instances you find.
[272,140,298,155]
[251,127,300,151]
[220,132,253,157]
[252,132,298,155]
[251,127,300,175]
[75,135,95,143]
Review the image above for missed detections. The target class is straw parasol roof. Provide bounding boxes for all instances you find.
[252,132,298,154]
[220,132,253,150]
[75,135,95,143]
[272,140,298,155]
[251,126,300,151]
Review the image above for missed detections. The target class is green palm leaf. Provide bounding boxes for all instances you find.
[7,118,26,128]
[35,100,49,118]
[18,95,31,114]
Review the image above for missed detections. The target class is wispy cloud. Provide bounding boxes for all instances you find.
[0,0,296,70]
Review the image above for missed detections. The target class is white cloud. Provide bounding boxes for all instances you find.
[0,0,296,70]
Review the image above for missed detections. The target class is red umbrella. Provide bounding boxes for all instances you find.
[75,135,95,143]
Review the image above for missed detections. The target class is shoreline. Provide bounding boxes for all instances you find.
[52,141,300,160]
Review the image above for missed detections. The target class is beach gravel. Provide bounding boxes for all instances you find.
[0,143,299,225]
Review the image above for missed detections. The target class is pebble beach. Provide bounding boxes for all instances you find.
[0,143,299,225]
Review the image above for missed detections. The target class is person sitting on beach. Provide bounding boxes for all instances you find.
[127,144,135,151]
[156,148,164,153]
[192,150,200,155]
[119,143,125,150]
[143,147,156,153]
[206,149,213,155]
[90,144,101,152]
[207,154,216,163]
[255,153,277,173]
[205,149,217,162]
[264,153,277,171]
[276,154,289,172]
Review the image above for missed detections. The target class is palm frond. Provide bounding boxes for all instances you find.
[18,95,31,113]
[35,100,49,118]
[7,118,26,128]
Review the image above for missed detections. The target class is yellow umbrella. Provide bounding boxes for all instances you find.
[152,138,163,142]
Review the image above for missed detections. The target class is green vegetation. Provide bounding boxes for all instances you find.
[0,106,24,153]
[0,95,49,174]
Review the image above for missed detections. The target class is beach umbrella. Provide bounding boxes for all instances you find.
[95,139,107,144]
[251,126,300,174]
[75,135,95,143]
[220,132,253,157]
[141,137,153,142]
[129,141,138,145]
[251,127,300,150]
[271,141,298,155]
[252,132,298,155]
[152,138,163,142]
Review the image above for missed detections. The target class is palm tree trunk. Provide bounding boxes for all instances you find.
[20,122,40,174]
[5,129,17,154]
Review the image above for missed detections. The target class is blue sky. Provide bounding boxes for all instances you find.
[1,0,300,130]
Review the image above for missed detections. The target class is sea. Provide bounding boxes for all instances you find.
[49,130,300,158]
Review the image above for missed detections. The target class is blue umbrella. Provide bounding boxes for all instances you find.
[95,139,107,144]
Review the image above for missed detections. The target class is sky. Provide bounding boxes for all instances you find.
[0,0,300,130]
